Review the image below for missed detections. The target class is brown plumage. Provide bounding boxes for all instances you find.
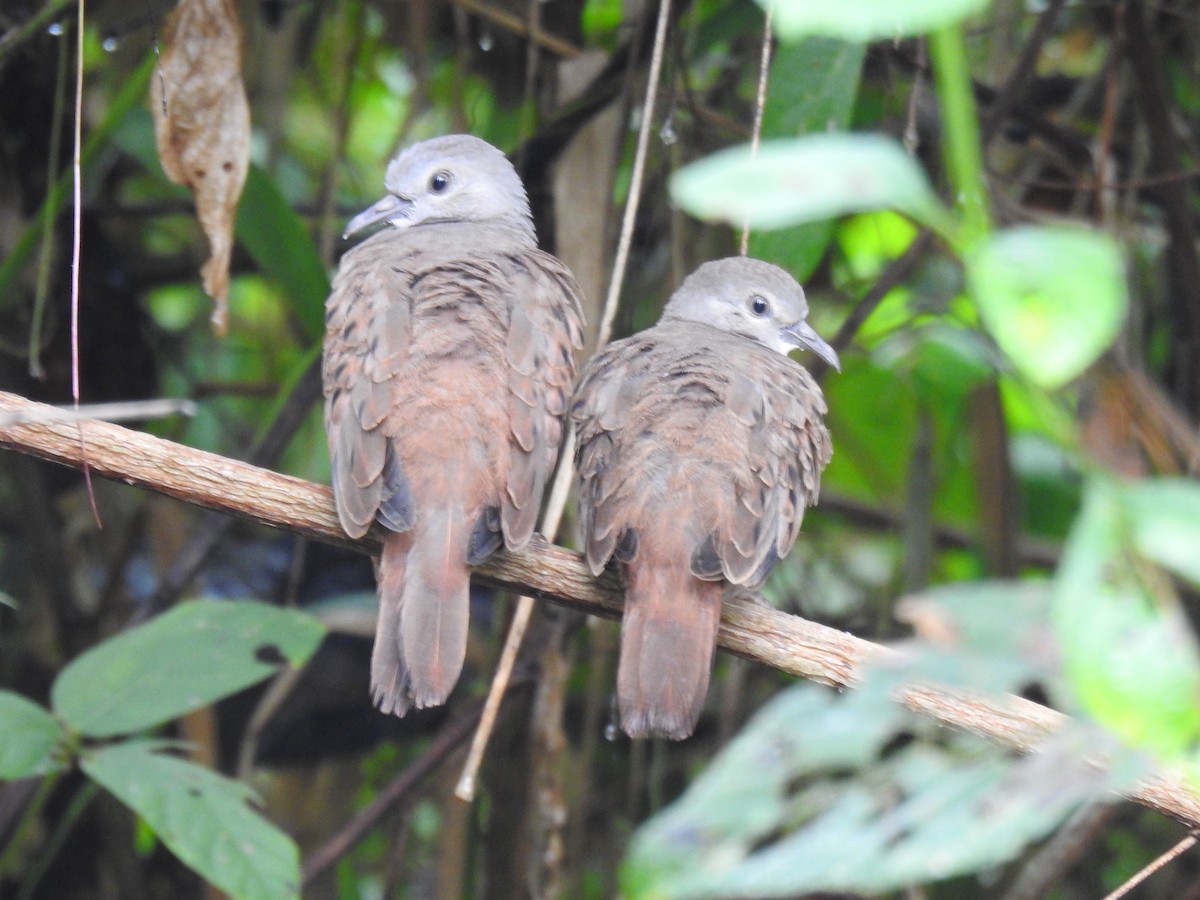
[571,257,836,739]
[323,135,585,715]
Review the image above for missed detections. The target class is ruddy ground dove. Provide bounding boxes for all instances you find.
[323,135,585,715]
[571,257,836,739]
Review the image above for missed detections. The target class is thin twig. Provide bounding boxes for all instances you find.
[301,700,491,885]
[452,431,575,804]
[1100,830,1198,900]
[5,390,1200,829]
[739,6,773,256]
[0,398,196,428]
[454,0,676,801]
[594,0,674,350]
[71,0,99,529]
[806,229,936,382]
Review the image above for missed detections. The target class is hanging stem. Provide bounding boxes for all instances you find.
[739,6,774,255]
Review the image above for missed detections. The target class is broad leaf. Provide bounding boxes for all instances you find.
[623,684,1112,898]
[762,0,991,42]
[0,691,64,778]
[967,227,1126,388]
[83,743,299,900]
[891,579,1058,696]
[1054,478,1200,759]
[53,600,324,738]
[671,134,955,238]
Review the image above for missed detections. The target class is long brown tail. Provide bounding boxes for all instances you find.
[371,508,471,715]
[617,563,723,740]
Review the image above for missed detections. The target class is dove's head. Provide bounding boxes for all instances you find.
[662,257,840,370]
[343,135,535,242]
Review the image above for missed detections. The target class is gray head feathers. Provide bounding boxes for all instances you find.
[344,134,535,243]
[662,257,839,369]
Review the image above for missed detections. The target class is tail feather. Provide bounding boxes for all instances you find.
[617,564,723,740]
[371,532,412,715]
[371,510,471,715]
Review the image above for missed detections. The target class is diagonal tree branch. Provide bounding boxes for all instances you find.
[2,388,1199,827]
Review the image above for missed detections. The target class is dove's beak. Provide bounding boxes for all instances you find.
[783,320,840,371]
[343,194,414,239]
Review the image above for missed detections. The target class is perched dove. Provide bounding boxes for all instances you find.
[571,257,836,739]
[323,135,586,715]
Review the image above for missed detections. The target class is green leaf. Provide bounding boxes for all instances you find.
[1054,478,1200,759]
[83,744,299,900]
[53,600,325,738]
[1122,478,1200,587]
[967,226,1127,388]
[671,135,956,238]
[761,0,991,42]
[891,580,1058,696]
[623,684,1111,897]
[236,166,330,341]
[0,691,64,778]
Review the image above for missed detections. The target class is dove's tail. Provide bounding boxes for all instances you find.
[371,508,471,716]
[617,562,723,740]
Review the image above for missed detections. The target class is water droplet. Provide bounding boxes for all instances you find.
[48,21,63,36]
[479,31,494,52]
[102,35,119,52]
[660,118,677,146]
[604,721,619,741]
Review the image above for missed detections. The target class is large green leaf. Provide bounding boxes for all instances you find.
[1054,478,1200,759]
[671,134,955,238]
[0,691,65,778]
[761,0,991,42]
[623,683,1111,898]
[53,600,324,738]
[967,226,1126,388]
[83,743,299,900]
[888,580,1059,695]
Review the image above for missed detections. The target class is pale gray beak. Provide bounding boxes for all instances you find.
[343,194,413,239]
[783,320,840,371]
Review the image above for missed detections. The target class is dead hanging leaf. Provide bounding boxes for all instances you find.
[151,0,250,336]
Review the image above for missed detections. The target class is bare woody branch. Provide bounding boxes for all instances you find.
[2,388,1199,826]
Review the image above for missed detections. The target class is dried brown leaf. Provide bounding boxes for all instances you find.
[151,0,250,336]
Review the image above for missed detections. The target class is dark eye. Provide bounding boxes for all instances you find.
[429,172,451,193]
[749,295,769,316]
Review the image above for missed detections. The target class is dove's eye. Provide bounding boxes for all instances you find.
[749,295,769,316]
[429,172,451,193]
